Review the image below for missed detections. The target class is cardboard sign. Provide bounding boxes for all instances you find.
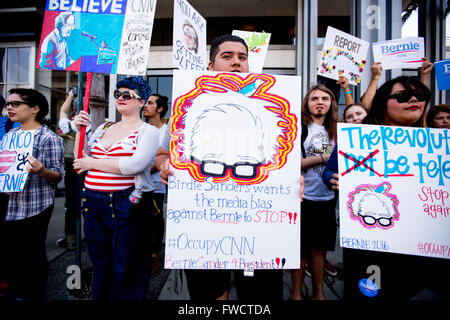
[0,130,35,192]
[165,70,302,270]
[173,0,207,70]
[318,26,370,85]
[232,30,271,73]
[37,0,157,75]
[372,37,425,70]
[337,123,450,259]
[434,59,450,91]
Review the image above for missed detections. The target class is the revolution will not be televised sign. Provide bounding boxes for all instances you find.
[338,123,450,259]
[165,70,302,270]
[37,0,157,75]
[318,26,370,85]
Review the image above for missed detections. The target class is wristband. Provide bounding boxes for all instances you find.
[319,154,324,164]
[344,91,352,95]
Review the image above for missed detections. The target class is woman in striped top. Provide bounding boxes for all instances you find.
[73,76,159,300]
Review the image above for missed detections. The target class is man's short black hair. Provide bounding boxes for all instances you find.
[209,34,248,63]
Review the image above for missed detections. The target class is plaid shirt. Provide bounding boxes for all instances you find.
[5,125,65,221]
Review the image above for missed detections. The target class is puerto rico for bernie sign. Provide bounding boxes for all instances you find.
[337,123,450,259]
[165,70,302,270]
[318,26,370,85]
[0,131,35,192]
[37,0,157,75]
[372,37,425,70]
[173,0,207,70]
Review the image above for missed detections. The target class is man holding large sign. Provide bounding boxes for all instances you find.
[161,35,301,300]
[337,75,449,300]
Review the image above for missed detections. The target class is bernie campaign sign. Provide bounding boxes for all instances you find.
[37,0,157,75]
[318,27,370,86]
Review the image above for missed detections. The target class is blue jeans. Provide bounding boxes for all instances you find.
[82,187,152,300]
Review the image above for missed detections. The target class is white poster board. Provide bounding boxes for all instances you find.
[232,30,271,74]
[372,37,425,70]
[338,123,450,259]
[318,26,370,85]
[0,130,35,192]
[173,0,207,70]
[165,70,302,270]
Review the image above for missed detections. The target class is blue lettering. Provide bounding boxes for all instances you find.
[0,134,8,149]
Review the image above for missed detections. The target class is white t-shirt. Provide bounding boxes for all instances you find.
[302,122,335,201]
[151,124,168,194]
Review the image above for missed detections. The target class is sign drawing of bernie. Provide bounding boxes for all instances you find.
[165,70,302,270]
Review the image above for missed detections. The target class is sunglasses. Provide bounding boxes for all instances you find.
[5,101,29,108]
[113,90,142,100]
[388,90,429,103]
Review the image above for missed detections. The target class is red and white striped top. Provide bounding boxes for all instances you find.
[84,129,139,192]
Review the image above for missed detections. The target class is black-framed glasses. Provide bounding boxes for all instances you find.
[388,90,430,103]
[5,101,28,108]
[359,214,392,227]
[191,157,261,179]
[113,90,142,100]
